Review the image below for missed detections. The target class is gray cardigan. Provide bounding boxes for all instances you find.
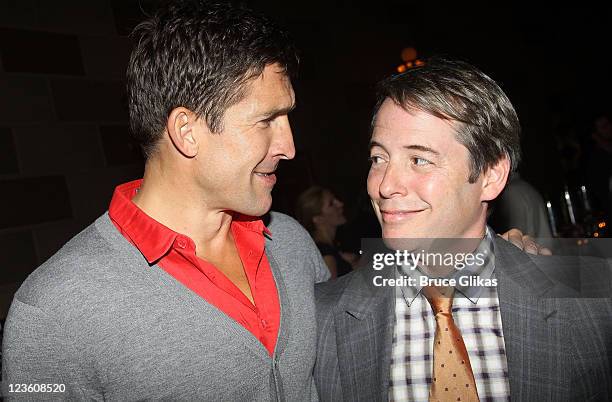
[2,211,329,401]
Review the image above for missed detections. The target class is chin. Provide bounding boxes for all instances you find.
[382,237,425,253]
[384,237,441,255]
[245,197,273,217]
[382,224,438,247]
[382,224,417,239]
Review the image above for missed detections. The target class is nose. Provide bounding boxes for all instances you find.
[272,115,296,160]
[378,162,407,199]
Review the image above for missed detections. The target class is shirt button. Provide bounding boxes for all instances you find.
[260,319,268,329]
[177,238,187,249]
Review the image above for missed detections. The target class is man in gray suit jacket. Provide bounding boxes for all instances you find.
[314,58,612,401]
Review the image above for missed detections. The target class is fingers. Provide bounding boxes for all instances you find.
[521,235,539,255]
[538,246,553,256]
[498,228,553,255]
[499,228,524,249]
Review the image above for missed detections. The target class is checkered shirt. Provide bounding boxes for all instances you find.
[389,229,511,402]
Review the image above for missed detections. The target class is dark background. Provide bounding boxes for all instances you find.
[0,0,610,318]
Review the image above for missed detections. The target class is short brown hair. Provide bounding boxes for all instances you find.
[373,57,521,183]
[127,0,298,158]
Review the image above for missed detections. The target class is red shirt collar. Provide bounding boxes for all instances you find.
[108,179,271,264]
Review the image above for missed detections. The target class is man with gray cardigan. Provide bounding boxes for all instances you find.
[2,1,329,400]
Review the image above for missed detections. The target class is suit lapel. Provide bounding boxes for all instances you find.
[333,265,395,402]
[495,238,571,401]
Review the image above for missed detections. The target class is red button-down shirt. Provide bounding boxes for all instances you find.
[108,180,280,355]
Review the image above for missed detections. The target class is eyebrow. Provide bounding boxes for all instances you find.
[402,144,440,156]
[368,140,386,151]
[257,103,296,120]
[368,141,440,156]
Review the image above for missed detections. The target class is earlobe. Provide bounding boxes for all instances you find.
[167,107,198,158]
[481,156,510,202]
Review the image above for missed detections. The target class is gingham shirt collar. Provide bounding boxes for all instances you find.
[397,227,496,306]
[389,229,510,401]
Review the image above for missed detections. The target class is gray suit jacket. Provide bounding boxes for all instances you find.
[314,238,612,401]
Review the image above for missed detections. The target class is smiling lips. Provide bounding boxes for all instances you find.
[380,208,426,222]
[254,170,277,186]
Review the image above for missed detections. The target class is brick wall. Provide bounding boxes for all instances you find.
[0,0,146,318]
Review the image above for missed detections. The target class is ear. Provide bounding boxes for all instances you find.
[480,156,510,202]
[166,107,199,158]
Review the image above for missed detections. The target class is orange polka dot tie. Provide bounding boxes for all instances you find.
[423,286,479,402]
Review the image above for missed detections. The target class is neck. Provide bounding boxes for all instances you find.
[314,224,337,245]
[467,208,488,240]
[418,212,488,277]
[462,224,486,240]
[132,157,234,250]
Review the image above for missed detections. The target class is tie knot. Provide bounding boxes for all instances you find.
[422,286,454,315]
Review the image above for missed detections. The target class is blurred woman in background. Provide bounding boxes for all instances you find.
[295,186,357,278]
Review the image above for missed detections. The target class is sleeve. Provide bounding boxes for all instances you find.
[2,299,85,401]
[265,211,331,283]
